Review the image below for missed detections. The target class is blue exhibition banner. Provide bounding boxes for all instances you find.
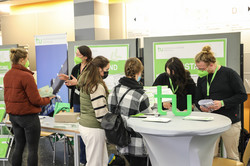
[35,34,68,103]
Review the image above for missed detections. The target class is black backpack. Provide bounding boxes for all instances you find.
[101,86,131,147]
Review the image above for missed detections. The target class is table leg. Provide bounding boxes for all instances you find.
[74,134,79,166]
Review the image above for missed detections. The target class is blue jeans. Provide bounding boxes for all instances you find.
[10,114,40,166]
[74,104,87,164]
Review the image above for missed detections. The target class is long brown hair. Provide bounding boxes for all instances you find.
[78,56,109,95]
[165,57,191,95]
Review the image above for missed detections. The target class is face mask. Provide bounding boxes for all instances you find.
[102,71,109,79]
[74,56,82,64]
[24,60,30,68]
[197,70,209,78]
[137,76,141,82]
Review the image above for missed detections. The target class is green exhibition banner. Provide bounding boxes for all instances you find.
[74,45,129,74]
[0,49,11,87]
[153,39,227,80]
[74,44,129,90]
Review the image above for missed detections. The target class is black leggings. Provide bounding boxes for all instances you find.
[10,114,41,166]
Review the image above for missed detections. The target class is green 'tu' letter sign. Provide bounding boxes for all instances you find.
[154,86,192,116]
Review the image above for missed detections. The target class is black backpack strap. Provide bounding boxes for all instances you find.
[114,85,131,113]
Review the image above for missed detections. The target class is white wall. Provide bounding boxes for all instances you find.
[1,1,75,71]
[124,0,250,78]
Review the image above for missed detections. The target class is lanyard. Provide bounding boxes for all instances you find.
[169,78,178,94]
[77,63,87,78]
[206,66,218,96]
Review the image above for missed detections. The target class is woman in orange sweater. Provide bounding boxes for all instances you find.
[4,48,53,166]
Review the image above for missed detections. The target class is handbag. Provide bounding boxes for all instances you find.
[40,96,62,116]
[101,86,131,147]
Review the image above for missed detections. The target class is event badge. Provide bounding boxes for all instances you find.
[75,89,80,95]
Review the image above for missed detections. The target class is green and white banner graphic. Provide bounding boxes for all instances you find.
[35,33,67,46]
[153,39,227,82]
[0,49,11,88]
[74,44,129,90]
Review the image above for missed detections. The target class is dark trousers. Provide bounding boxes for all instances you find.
[9,114,41,166]
[73,104,87,164]
[124,155,151,166]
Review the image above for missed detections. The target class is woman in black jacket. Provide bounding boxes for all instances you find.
[153,57,196,111]
[59,45,92,165]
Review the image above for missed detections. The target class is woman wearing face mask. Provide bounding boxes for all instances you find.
[108,57,152,166]
[59,45,92,165]
[195,45,247,161]
[4,48,53,166]
[77,56,110,166]
[153,57,196,111]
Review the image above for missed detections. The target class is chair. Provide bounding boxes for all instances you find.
[213,140,250,166]
[40,131,54,150]
[40,127,73,164]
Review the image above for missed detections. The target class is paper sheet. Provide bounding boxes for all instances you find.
[144,86,173,107]
[38,85,54,97]
[183,116,214,121]
[143,117,171,123]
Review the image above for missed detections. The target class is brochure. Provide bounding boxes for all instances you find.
[38,85,54,97]
[143,117,171,123]
[183,116,214,121]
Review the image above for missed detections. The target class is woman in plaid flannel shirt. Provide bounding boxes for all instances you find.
[108,57,152,166]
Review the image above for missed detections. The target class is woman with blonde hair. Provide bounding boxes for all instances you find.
[195,45,247,161]
[108,57,151,166]
[4,48,53,166]
[78,56,110,166]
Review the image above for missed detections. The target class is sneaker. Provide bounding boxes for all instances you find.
[108,153,115,165]
[80,162,85,166]
[108,154,125,166]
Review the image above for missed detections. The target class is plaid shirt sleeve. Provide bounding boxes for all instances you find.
[139,93,152,113]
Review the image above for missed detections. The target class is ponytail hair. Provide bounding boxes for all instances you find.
[78,45,93,62]
[125,57,143,80]
[195,45,216,65]
[9,48,28,64]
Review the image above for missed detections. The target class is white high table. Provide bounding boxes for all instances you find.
[127,112,231,166]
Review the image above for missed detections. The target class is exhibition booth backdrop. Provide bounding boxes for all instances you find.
[68,39,140,91]
[144,32,241,86]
